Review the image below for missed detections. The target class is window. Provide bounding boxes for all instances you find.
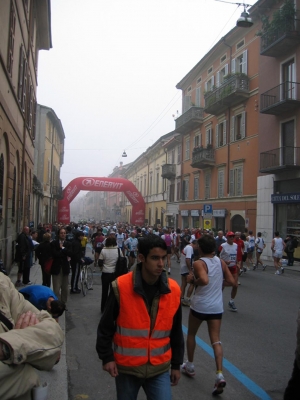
[26,78,34,133]
[205,76,215,92]
[194,134,201,148]
[149,175,153,195]
[188,86,192,92]
[183,96,191,112]
[171,148,175,164]
[205,126,212,146]
[197,77,202,84]
[18,46,28,113]
[140,179,143,194]
[236,39,245,50]
[156,172,159,194]
[229,165,243,196]
[216,121,227,147]
[196,87,201,106]
[176,180,181,201]
[182,179,189,200]
[218,169,225,198]
[231,50,247,74]
[0,154,4,218]
[185,138,190,160]
[216,64,228,87]
[230,112,246,142]
[170,183,175,202]
[144,177,147,196]
[208,66,213,74]
[282,59,296,100]
[12,167,16,218]
[194,177,199,200]
[47,159,51,184]
[177,144,182,163]
[7,1,16,76]
[220,54,227,63]
[204,172,211,199]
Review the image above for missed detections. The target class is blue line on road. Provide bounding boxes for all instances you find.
[182,325,271,400]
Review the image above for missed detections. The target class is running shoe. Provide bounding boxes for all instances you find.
[281,267,285,274]
[275,270,282,275]
[181,298,191,307]
[228,300,237,312]
[239,269,243,276]
[181,362,195,377]
[212,373,226,396]
[15,280,25,287]
[25,281,33,285]
[262,264,267,271]
[243,267,247,273]
[176,259,180,263]
[253,264,257,270]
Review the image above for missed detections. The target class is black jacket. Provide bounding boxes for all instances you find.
[15,232,31,261]
[50,240,73,275]
[71,238,84,264]
[35,241,52,265]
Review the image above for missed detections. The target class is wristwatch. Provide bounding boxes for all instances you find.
[1,342,11,360]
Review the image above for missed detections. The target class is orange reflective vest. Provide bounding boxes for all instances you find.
[113,272,180,367]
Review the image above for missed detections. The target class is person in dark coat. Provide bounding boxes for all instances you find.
[35,232,52,287]
[70,231,84,294]
[15,226,33,286]
[50,227,73,307]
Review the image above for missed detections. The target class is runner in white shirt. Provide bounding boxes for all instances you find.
[124,232,139,269]
[180,240,198,306]
[116,228,126,256]
[254,232,267,270]
[271,231,286,275]
[220,232,239,312]
[247,230,256,266]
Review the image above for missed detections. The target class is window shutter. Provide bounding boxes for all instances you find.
[242,50,247,74]
[185,180,189,200]
[18,46,24,104]
[205,173,210,199]
[194,177,199,200]
[225,63,228,75]
[205,81,208,91]
[182,180,185,200]
[199,133,202,146]
[215,124,219,148]
[241,112,246,138]
[196,87,201,106]
[229,169,234,196]
[183,96,191,112]
[211,76,215,87]
[231,58,236,74]
[230,116,235,142]
[218,170,224,198]
[223,120,227,144]
[216,71,220,87]
[237,167,243,195]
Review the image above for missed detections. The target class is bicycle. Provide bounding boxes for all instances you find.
[80,257,94,296]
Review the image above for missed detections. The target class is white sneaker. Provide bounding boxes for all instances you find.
[168,268,171,275]
[275,270,282,275]
[181,362,195,377]
[212,373,226,395]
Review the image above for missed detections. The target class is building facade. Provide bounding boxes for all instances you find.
[0,0,51,269]
[34,104,65,225]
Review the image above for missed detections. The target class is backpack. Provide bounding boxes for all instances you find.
[164,234,172,247]
[115,248,128,277]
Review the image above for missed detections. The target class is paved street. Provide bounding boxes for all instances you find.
[66,247,300,400]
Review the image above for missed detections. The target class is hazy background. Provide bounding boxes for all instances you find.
[37,0,251,188]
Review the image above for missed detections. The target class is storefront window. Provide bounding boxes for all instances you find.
[276,203,300,260]
[191,216,199,228]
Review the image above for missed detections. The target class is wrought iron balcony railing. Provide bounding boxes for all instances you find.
[204,75,250,115]
[260,81,300,115]
[260,146,300,173]
[175,106,204,133]
[260,18,300,57]
[52,186,64,200]
[161,164,176,180]
[191,147,215,169]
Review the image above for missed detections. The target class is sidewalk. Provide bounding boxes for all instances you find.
[9,263,68,400]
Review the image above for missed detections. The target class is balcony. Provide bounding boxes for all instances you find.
[204,75,250,115]
[175,106,204,133]
[52,186,64,200]
[191,146,215,169]
[161,164,176,180]
[260,18,300,57]
[260,82,300,115]
[260,147,300,173]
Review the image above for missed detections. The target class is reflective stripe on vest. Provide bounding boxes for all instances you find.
[151,329,171,339]
[116,326,148,337]
[150,343,171,357]
[114,344,147,357]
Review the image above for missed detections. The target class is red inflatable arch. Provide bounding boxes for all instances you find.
[57,177,145,225]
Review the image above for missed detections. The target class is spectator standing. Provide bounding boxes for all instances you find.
[15,226,32,287]
[96,235,183,400]
[284,235,298,266]
[161,228,173,274]
[70,231,84,294]
[50,228,73,307]
[35,232,52,287]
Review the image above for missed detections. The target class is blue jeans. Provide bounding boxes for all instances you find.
[115,371,171,400]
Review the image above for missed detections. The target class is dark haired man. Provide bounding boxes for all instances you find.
[19,285,65,320]
[96,235,184,400]
[220,232,238,312]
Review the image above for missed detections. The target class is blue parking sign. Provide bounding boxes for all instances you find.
[203,204,212,214]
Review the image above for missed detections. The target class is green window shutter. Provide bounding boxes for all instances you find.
[223,120,227,145]
[216,124,219,148]
[242,50,248,74]
[229,169,234,196]
[241,112,246,139]
[237,167,243,196]
[230,116,235,142]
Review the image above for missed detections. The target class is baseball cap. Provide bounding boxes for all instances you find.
[226,231,235,237]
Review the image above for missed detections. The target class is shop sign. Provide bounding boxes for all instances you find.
[213,209,226,218]
[191,210,200,217]
[271,193,300,203]
[181,210,189,217]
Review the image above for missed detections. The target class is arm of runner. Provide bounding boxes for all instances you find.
[221,259,236,287]
[191,259,209,286]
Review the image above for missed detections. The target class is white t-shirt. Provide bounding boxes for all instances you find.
[220,242,237,267]
[99,246,119,273]
[180,245,194,275]
[255,237,265,252]
[116,233,125,248]
[125,237,138,252]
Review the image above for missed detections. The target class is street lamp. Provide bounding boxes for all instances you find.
[122,150,127,157]
[215,1,253,28]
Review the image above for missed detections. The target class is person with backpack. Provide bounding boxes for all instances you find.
[161,228,172,274]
